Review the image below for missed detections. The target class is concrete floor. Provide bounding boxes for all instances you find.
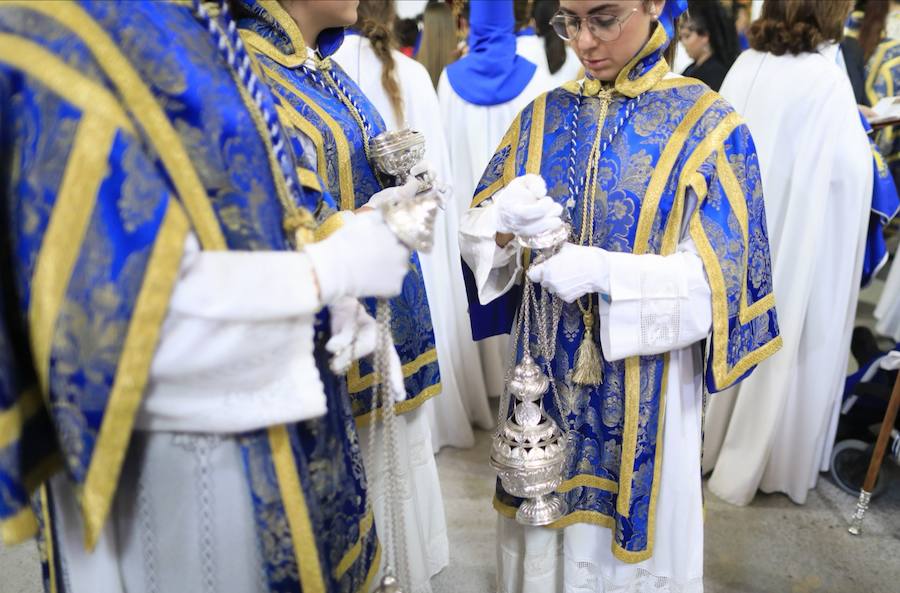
[431,429,900,593]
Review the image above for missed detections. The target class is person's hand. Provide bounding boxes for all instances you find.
[526,243,610,303]
[326,298,376,373]
[493,174,564,237]
[409,161,451,210]
[859,104,879,122]
[325,298,406,402]
[305,210,410,303]
[364,175,419,210]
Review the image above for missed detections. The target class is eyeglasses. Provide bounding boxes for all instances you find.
[549,8,638,42]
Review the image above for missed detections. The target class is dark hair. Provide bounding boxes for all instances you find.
[356,0,404,124]
[394,17,419,48]
[749,0,854,56]
[685,0,741,67]
[533,0,566,74]
[858,0,891,61]
[514,0,533,31]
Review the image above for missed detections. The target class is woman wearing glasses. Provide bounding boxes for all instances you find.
[458,1,780,591]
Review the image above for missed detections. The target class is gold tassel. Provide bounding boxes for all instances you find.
[572,310,603,385]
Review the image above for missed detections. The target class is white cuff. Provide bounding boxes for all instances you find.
[170,234,322,321]
[598,243,712,360]
[459,202,521,304]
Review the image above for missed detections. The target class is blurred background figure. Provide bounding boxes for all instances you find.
[679,0,740,90]
[394,15,420,56]
[418,1,460,87]
[438,0,547,428]
[515,0,582,91]
[334,0,490,457]
[705,0,873,507]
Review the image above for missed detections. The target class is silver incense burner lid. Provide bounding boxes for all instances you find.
[370,129,432,190]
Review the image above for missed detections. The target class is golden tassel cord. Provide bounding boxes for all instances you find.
[573,309,603,385]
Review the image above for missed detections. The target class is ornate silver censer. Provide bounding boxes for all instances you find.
[491,224,571,526]
[370,129,439,254]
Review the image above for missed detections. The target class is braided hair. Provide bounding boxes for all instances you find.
[356,0,404,125]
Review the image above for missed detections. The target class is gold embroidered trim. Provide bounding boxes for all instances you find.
[354,381,443,427]
[12,1,227,250]
[80,203,190,549]
[334,510,374,578]
[633,90,718,254]
[263,67,356,211]
[615,24,670,98]
[0,505,38,547]
[298,167,323,193]
[558,474,618,493]
[40,485,58,593]
[866,41,900,105]
[0,388,43,449]
[268,424,326,593]
[616,356,641,516]
[275,103,327,180]
[314,212,344,242]
[361,543,382,593]
[0,34,134,133]
[471,113,522,207]
[525,94,547,174]
[28,114,115,394]
[240,28,307,68]
[348,347,438,394]
[257,0,309,61]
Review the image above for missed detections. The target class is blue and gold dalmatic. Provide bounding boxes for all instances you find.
[845,12,900,285]
[235,0,441,425]
[0,2,378,591]
[468,18,782,562]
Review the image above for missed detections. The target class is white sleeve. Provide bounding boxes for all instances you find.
[458,200,522,304]
[596,188,713,361]
[167,233,322,321]
[138,233,327,433]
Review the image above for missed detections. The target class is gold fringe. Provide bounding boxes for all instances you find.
[572,312,603,385]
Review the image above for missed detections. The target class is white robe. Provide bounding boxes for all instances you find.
[875,254,900,342]
[704,45,873,505]
[515,34,581,93]
[437,66,548,425]
[331,36,451,593]
[458,181,713,593]
[49,236,330,593]
[333,34,488,454]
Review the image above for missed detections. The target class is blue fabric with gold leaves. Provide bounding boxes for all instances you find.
[847,11,900,185]
[859,111,900,287]
[467,18,781,562]
[235,0,441,425]
[0,2,377,591]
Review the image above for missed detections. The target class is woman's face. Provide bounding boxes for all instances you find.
[679,20,709,61]
[558,0,663,81]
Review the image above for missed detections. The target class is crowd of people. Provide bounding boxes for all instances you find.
[0,1,897,593]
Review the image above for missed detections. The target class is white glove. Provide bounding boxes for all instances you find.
[410,161,451,210]
[326,297,376,373]
[493,174,564,237]
[364,175,420,210]
[305,210,410,303]
[325,298,406,402]
[526,243,610,303]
